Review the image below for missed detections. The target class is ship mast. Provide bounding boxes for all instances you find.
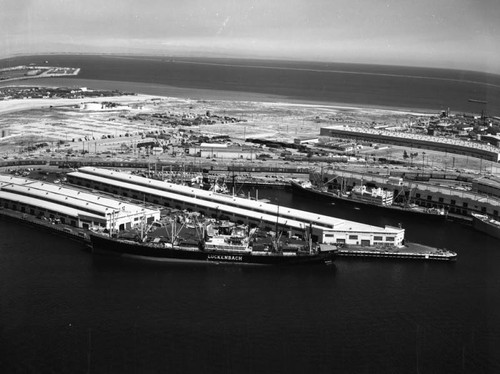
[308,222,313,254]
[274,203,279,251]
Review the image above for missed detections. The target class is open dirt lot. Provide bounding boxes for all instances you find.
[0,93,427,149]
[1,86,498,177]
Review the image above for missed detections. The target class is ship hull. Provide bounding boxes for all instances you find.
[290,181,446,219]
[472,214,500,240]
[90,234,336,266]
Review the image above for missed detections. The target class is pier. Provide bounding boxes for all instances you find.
[336,242,457,261]
[0,163,460,261]
[66,167,406,247]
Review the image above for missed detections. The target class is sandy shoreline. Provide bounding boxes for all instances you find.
[0,77,437,116]
[0,94,156,116]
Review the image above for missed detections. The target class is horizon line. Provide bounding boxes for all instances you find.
[1,51,500,78]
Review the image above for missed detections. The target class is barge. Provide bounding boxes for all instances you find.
[336,242,457,261]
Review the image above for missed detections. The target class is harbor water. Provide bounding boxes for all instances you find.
[1,188,499,373]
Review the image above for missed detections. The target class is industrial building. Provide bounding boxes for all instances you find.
[320,125,500,162]
[67,167,405,246]
[294,137,319,145]
[188,143,258,160]
[472,177,500,200]
[480,134,500,147]
[0,174,160,231]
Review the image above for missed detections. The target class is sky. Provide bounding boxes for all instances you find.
[1,0,499,74]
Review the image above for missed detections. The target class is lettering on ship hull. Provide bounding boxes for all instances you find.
[207,254,243,262]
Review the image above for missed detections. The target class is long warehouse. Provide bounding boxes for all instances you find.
[320,125,500,162]
[0,174,160,231]
[67,167,405,246]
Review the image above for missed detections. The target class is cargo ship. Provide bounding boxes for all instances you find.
[89,224,337,266]
[471,213,500,239]
[290,180,446,218]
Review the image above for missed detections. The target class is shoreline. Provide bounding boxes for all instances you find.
[0,92,156,116]
[0,77,438,116]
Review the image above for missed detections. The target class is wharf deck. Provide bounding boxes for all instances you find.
[337,242,457,261]
[0,208,89,243]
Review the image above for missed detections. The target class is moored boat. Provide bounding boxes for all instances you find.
[290,180,446,218]
[471,213,500,240]
[89,230,337,266]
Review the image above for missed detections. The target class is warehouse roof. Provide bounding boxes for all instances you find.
[0,174,159,219]
[0,190,103,221]
[70,167,402,234]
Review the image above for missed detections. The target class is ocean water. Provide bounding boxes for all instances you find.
[1,189,500,373]
[1,54,499,116]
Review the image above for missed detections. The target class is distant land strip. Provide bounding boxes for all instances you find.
[0,65,80,83]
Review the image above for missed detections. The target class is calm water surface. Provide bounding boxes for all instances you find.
[1,55,499,116]
[1,189,500,373]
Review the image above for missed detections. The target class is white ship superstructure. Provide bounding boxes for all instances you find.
[351,186,394,206]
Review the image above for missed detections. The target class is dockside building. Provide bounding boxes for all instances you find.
[0,175,160,231]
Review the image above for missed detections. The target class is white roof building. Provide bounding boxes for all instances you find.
[0,174,160,231]
[67,167,405,245]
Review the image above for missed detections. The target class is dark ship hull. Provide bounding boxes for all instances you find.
[290,180,446,219]
[90,234,336,266]
[471,213,500,240]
